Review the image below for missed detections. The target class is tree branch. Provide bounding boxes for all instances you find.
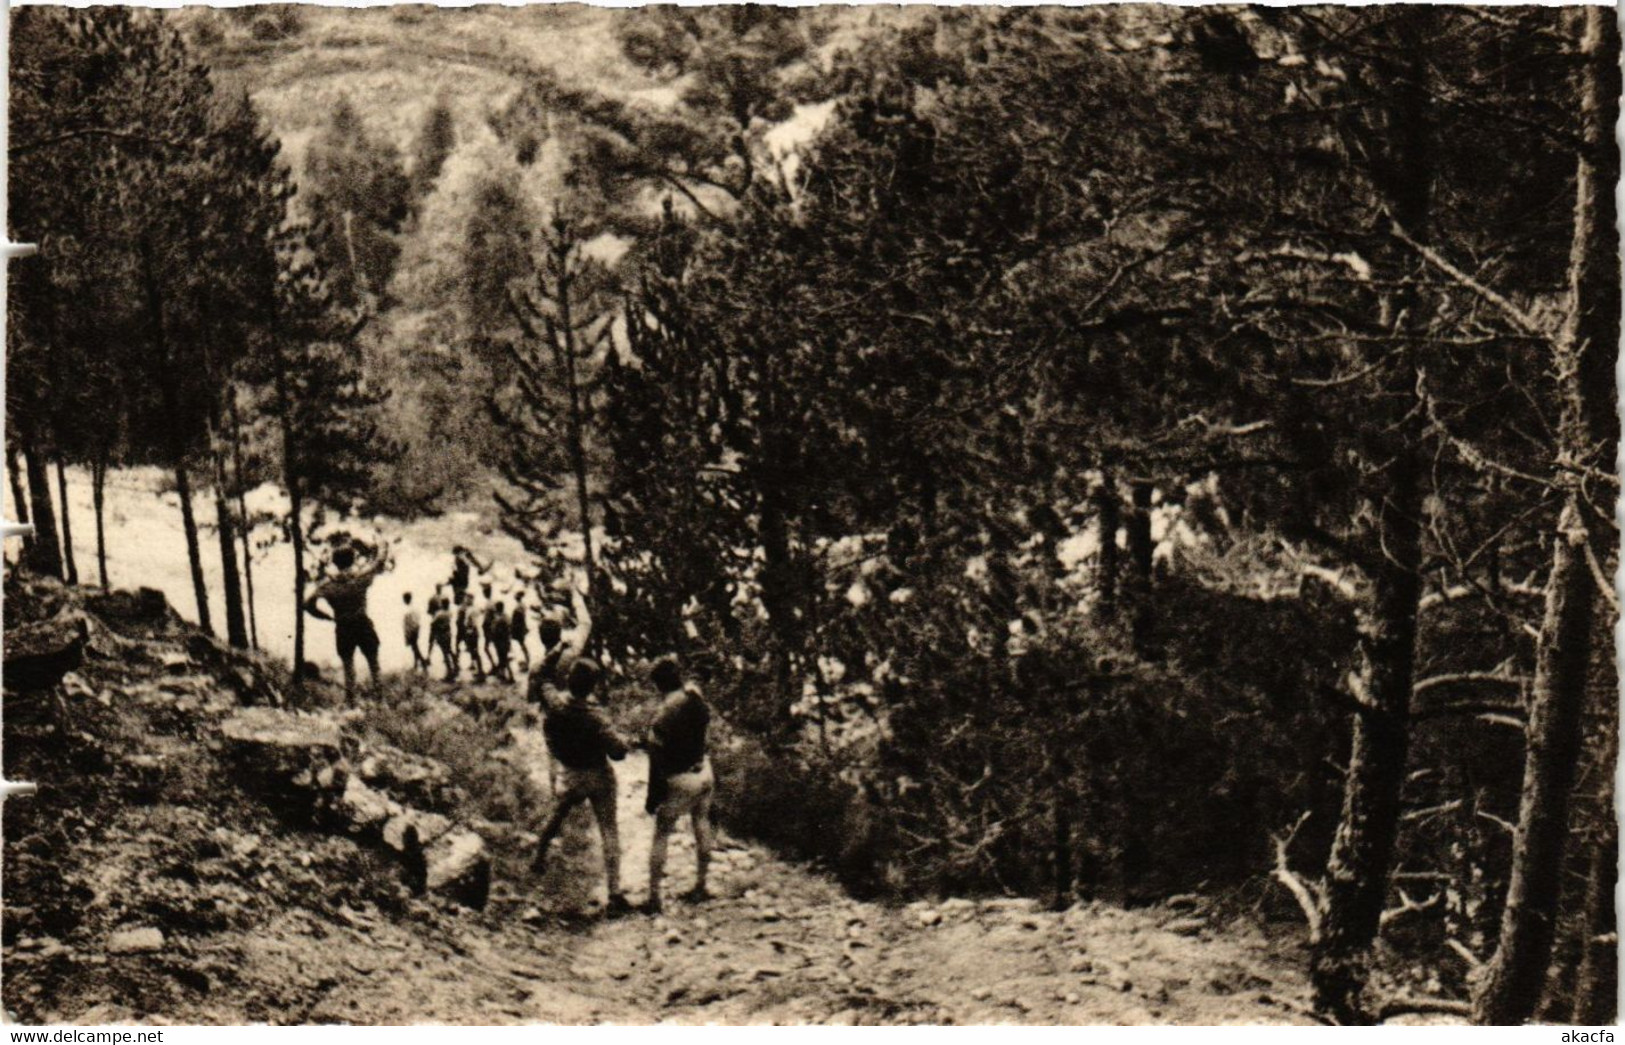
[10,127,193,159]
[1387,218,1548,339]
[1271,812,1324,938]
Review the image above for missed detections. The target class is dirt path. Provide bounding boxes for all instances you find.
[160,748,1311,1026]
[6,608,1314,1026]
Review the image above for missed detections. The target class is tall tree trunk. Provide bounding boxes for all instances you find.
[1570,815,1617,1024]
[8,445,36,561]
[1050,753,1075,911]
[563,333,597,613]
[172,460,213,636]
[229,392,259,648]
[1473,8,1610,1025]
[270,328,308,683]
[758,480,798,723]
[1471,502,1596,1024]
[213,455,248,649]
[92,454,109,589]
[289,471,308,681]
[550,243,599,626]
[143,238,212,637]
[55,459,78,585]
[20,434,63,580]
[1309,12,1433,1022]
[1126,480,1154,655]
[1094,472,1121,622]
[1311,450,1425,1024]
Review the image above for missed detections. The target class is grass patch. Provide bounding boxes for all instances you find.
[357,675,546,828]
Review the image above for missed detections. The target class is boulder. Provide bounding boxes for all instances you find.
[84,587,173,631]
[426,828,490,909]
[4,609,88,693]
[220,708,344,754]
[219,708,345,821]
[356,745,455,811]
[382,811,452,853]
[336,777,395,832]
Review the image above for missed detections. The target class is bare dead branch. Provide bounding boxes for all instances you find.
[1271,812,1324,938]
[1380,888,1443,928]
[1387,219,1548,338]
[1445,938,1484,970]
[1414,671,1525,696]
[1376,995,1472,1021]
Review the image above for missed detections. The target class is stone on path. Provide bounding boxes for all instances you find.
[107,927,165,955]
[426,828,490,909]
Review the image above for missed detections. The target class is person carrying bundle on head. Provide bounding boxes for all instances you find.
[525,615,579,792]
[303,541,392,702]
[448,545,491,602]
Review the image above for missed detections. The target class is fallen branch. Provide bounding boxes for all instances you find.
[1581,538,1619,614]
[1271,812,1324,938]
[1414,701,1527,723]
[1401,799,1463,824]
[1377,995,1473,1022]
[1445,938,1483,969]
[1414,669,1524,696]
[1380,888,1443,928]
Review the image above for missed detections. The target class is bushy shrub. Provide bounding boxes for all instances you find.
[708,721,899,898]
[722,572,1363,906]
[359,681,544,827]
[189,16,225,51]
[250,5,304,43]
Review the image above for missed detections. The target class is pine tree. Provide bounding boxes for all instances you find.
[303,98,409,308]
[498,211,618,631]
[246,224,392,682]
[408,97,456,207]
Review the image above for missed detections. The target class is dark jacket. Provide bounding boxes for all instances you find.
[544,699,628,771]
[646,688,710,779]
[526,645,568,707]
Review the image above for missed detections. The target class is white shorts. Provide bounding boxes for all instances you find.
[655,758,715,821]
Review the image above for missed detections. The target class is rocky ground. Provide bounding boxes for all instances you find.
[3,577,1317,1025]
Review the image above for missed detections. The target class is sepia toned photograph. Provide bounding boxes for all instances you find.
[2,2,1618,1027]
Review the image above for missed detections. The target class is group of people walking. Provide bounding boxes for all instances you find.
[402,546,541,684]
[301,536,716,916]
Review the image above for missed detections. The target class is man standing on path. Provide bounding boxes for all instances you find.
[457,591,486,682]
[532,657,633,915]
[429,595,457,680]
[481,583,501,671]
[448,545,491,602]
[511,591,532,671]
[403,592,429,672]
[526,617,583,795]
[642,657,715,915]
[489,599,514,683]
[303,543,392,702]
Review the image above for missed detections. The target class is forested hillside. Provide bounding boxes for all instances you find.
[6,5,1617,1026]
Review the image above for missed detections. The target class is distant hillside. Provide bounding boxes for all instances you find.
[173,4,661,182]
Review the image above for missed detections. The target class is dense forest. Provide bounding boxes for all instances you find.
[6,4,1618,1025]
